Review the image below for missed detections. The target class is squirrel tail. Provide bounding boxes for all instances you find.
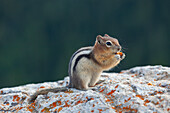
[29,87,68,103]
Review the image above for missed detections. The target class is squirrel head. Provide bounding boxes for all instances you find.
[94,34,121,55]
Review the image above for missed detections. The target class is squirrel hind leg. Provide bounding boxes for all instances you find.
[73,76,89,90]
[73,79,89,90]
[88,87,98,91]
[88,80,105,90]
[95,80,105,85]
[71,73,89,90]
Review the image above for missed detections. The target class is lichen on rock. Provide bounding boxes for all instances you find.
[0,65,170,113]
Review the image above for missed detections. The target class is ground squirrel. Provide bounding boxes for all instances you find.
[29,34,125,102]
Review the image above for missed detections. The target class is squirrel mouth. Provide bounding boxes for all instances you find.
[114,50,121,54]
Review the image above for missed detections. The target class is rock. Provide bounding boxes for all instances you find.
[0,65,170,113]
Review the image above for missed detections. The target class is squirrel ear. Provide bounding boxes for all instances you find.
[96,35,103,40]
[96,35,103,44]
[104,34,110,37]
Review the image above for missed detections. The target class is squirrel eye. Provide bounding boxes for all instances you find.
[106,41,112,47]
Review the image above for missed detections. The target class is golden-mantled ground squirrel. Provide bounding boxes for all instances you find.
[29,34,125,102]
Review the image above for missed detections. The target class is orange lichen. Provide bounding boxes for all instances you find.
[127,97,131,101]
[6,102,10,106]
[125,97,131,103]
[75,100,84,105]
[105,99,110,102]
[143,103,147,106]
[98,109,103,112]
[19,107,23,110]
[31,105,35,109]
[41,107,50,112]
[144,99,150,103]
[143,99,150,106]
[118,104,122,106]
[13,95,18,101]
[130,74,137,77]
[64,90,73,93]
[124,106,129,109]
[133,90,136,93]
[27,102,36,111]
[147,83,152,86]
[107,90,116,95]
[160,98,164,102]
[74,96,77,99]
[153,101,159,105]
[157,91,164,94]
[136,95,144,100]
[13,95,20,102]
[27,107,34,112]
[112,106,116,109]
[52,102,57,107]
[41,109,45,112]
[64,101,70,107]
[118,111,122,113]
[58,107,63,112]
[115,85,119,89]
[112,95,115,98]
[58,101,62,105]
[119,106,138,113]
[40,86,45,88]
[16,97,20,101]
[93,104,95,107]
[100,89,104,92]
[90,98,94,100]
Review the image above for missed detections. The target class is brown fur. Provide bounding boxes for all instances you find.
[29,34,125,102]
[92,34,122,70]
[70,34,124,90]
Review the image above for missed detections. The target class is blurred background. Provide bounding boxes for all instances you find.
[0,0,169,88]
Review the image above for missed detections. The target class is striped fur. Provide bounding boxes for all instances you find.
[68,46,93,77]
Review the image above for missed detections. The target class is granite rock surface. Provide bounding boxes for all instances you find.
[0,65,170,113]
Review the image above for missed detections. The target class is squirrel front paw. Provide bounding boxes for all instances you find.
[115,52,125,60]
[121,53,125,60]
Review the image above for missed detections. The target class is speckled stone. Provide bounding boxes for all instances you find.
[0,65,170,113]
